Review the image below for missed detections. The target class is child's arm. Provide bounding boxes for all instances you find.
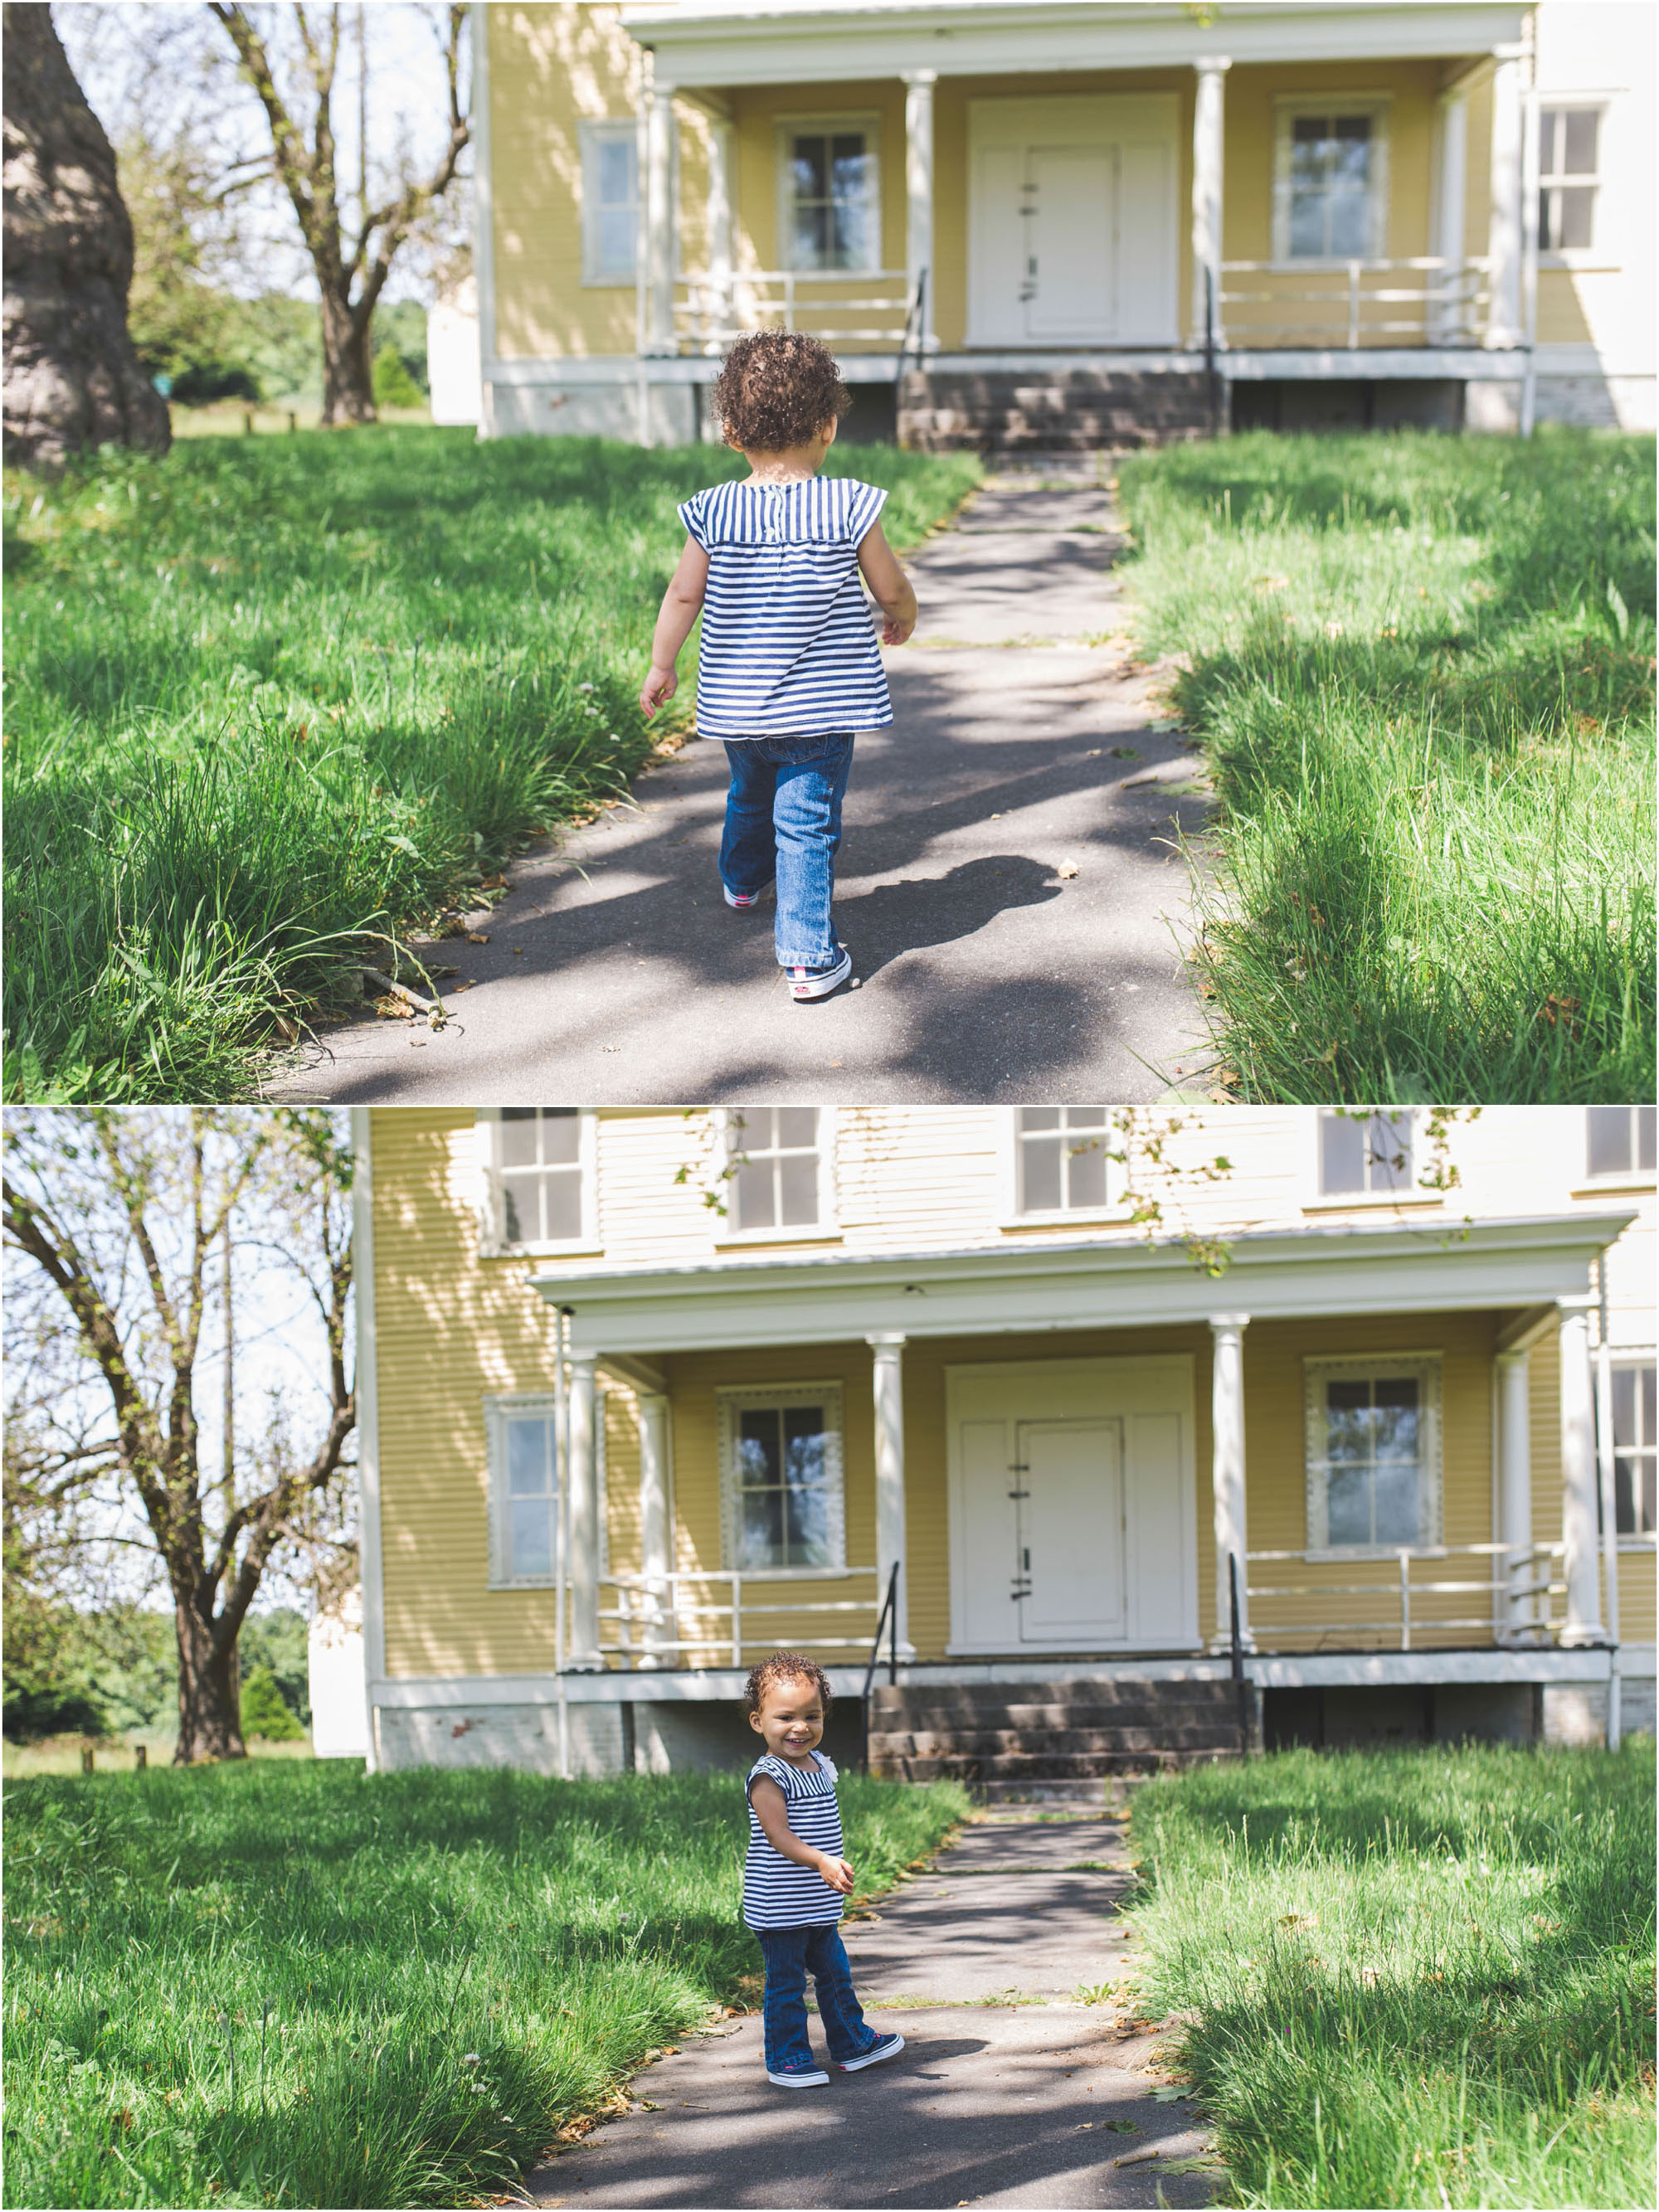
[749,1775,855,1894]
[640,537,711,717]
[856,523,917,646]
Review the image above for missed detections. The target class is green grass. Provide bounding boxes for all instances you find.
[2,427,980,1102]
[2,1758,967,2208]
[1117,429,1656,1101]
[1126,1741,1657,2209]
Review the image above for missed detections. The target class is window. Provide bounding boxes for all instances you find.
[1585,1105,1656,1180]
[1317,1110,1414,1197]
[479,1109,596,1254]
[1014,1107,1117,1216]
[724,1108,830,1235]
[1275,105,1387,260]
[1609,1361,1656,1537]
[719,1385,845,1571]
[1304,1355,1442,1553]
[486,1397,559,1585]
[1538,106,1601,252]
[781,120,878,271]
[581,120,638,284]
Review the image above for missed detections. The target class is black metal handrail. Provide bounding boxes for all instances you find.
[858,1560,902,1773]
[894,268,927,381]
[1228,1550,1250,1748]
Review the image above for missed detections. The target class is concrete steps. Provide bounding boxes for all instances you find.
[898,367,1216,453]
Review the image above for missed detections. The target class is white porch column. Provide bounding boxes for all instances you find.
[644,85,675,355]
[1430,86,1469,342]
[637,1393,674,1665]
[1190,56,1230,351]
[1494,1347,1535,1641]
[902,71,938,353]
[1557,1299,1606,1645]
[1485,46,1525,347]
[706,118,734,349]
[1209,1314,1253,1652]
[868,1334,913,1660]
[567,1355,602,1667]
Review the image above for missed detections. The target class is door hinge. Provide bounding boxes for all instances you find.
[1007,1488,1030,1500]
[1010,1582,1032,1601]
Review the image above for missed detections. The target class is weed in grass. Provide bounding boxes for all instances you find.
[2,1760,968,2208]
[1126,1740,1657,2210]
[1117,429,1656,1101]
[2,429,980,1101]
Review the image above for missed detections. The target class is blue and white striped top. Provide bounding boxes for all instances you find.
[742,1750,847,1930]
[678,477,893,739]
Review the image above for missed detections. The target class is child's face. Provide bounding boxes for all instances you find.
[748,1675,826,1761]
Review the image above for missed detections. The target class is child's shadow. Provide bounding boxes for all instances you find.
[837,854,1063,981]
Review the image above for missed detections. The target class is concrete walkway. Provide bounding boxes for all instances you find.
[526,1813,1218,2210]
[276,472,1213,1106]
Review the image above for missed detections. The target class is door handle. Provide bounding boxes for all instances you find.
[1007,1489,1030,1500]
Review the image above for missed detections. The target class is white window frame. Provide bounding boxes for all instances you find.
[1604,1352,1657,1549]
[774,110,883,275]
[1304,1108,1438,1213]
[1271,95,1392,266]
[1000,1107,1126,1227]
[718,1382,847,1574]
[485,1393,561,1588]
[715,1106,839,1246]
[1303,1352,1443,1558]
[476,1108,601,1258]
[1536,99,1605,263]
[1580,1105,1657,1187]
[580,118,640,287]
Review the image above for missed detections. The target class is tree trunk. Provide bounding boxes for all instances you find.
[173,1592,245,1763]
[2,2,171,470]
[319,287,375,425]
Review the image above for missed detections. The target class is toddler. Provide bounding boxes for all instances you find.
[742,1650,905,2087]
[640,331,917,1001]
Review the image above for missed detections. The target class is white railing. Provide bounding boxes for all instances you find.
[1219,255,1494,350]
[596,1566,883,1670]
[1246,1539,1567,1653]
[672,268,912,354]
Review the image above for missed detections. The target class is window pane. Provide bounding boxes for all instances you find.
[1020,1107,1062,1132]
[1374,1460,1418,1545]
[1563,109,1598,176]
[784,1405,827,1483]
[1023,1135,1062,1212]
[1639,1106,1657,1172]
[1326,1379,1373,1463]
[1328,1464,1370,1545]
[500,1109,539,1168]
[786,1480,834,1565]
[778,1152,819,1225]
[539,1109,581,1164]
[1558,186,1594,250]
[1068,1137,1107,1209]
[1612,1365,1637,1447]
[1372,1376,1420,1459]
[1539,109,1562,176]
[509,1496,552,1578]
[732,1108,773,1154]
[1066,1107,1109,1129]
[1288,192,1326,258]
[778,1107,818,1150]
[741,1487,786,1568]
[1643,1364,1657,1443]
[507,1417,548,1496]
[501,1171,538,1245]
[1587,1106,1631,1177]
[597,135,634,205]
[831,194,873,269]
[1320,1113,1366,1193]
[1367,1113,1413,1191]
[734,1158,776,1232]
[1613,1453,1647,1536]
[791,136,828,201]
[1328,189,1370,259]
[598,207,635,273]
[793,202,830,268]
[542,1167,582,1242]
[738,1410,781,1490]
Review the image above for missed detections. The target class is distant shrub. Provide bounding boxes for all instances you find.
[2,1686,107,1742]
[240,1664,304,1742]
[372,346,424,409]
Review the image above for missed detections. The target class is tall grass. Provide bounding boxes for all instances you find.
[1126,1741,1657,2210]
[2,1759,967,2209]
[1117,430,1656,1101]
[2,428,980,1102]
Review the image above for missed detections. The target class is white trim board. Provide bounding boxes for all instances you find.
[350,1107,387,1769]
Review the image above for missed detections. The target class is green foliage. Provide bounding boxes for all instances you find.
[374,299,431,399]
[2,1761,966,2207]
[238,1612,310,1728]
[3,1608,177,1743]
[372,346,424,411]
[2,430,978,1101]
[1117,429,1656,1101]
[238,1664,304,1742]
[1127,1741,1657,2209]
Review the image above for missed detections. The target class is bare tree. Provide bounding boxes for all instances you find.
[2,1,170,469]
[2,1109,354,1762]
[206,2,468,423]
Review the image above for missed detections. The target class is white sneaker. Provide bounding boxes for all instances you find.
[724,880,772,910]
[837,2032,905,2073]
[766,2064,830,2087]
[786,946,852,1001]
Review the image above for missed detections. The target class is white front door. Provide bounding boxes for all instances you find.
[967,96,1179,348]
[947,1356,1197,1653]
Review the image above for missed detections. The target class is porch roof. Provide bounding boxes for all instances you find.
[531,1210,1634,1359]
[618,1,1528,88]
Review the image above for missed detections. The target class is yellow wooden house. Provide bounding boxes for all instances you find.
[463,0,1656,446]
[346,1105,1655,1780]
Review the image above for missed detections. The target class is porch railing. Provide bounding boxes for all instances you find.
[1219,255,1494,350]
[672,268,912,354]
[596,1566,883,1669]
[1245,1540,1568,1653]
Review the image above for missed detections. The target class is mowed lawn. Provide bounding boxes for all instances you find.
[1117,430,1656,1102]
[2,429,979,1103]
[1126,1740,1657,2210]
[2,1761,967,2209]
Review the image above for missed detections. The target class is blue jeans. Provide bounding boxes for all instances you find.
[757,1923,878,2074]
[720,733,856,970]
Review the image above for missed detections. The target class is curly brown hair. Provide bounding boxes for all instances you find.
[713,331,852,452]
[744,1649,834,1719]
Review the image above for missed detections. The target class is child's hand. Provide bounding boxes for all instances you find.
[815,1853,856,1895]
[880,612,914,646]
[640,663,678,718]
